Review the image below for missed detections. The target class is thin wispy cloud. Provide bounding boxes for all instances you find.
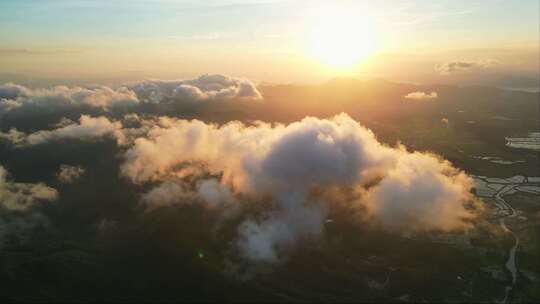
[0,48,85,55]
[436,59,497,75]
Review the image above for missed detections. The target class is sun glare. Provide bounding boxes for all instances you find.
[307,5,376,68]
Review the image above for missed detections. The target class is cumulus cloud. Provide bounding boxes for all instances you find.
[404,91,438,100]
[197,179,238,208]
[121,113,480,262]
[130,74,263,102]
[0,84,139,114]
[0,74,262,115]
[0,74,262,117]
[0,83,31,100]
[57,165,86,184]
[141,181,192,208]
[237,192,326,262]
[1,115,126,146]
[0,165,58,211]
[141,178,238,211]
[435,59,497,75]
[363,153,476,232]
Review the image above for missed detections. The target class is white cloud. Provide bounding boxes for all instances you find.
[237,191,326,262]
[141,181,192,209]
[130,74,263,102]
[197,179,237,208]
[0,84,139,114]
[404,91,438,100]
[363,152,476,232]
[121,113,480,262]
[0,74,262,116]
[141,178,238,211]
[3,115,126,146]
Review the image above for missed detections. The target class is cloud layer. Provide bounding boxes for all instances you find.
[0,83,139,113]
[0,74,263,116]
[129,74,262,102]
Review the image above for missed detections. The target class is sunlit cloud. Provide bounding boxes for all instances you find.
[0,83,139,113]
[0,115,126,146]
[121,113,481,262]
[435,59,498,75]
[130,74,262,102]
[0,74,262,118]
[404,91,438,100]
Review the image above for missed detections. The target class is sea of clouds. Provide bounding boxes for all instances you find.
[0,74,483,263]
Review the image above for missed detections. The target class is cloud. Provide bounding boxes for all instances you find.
[25,115,126,146]
[57,165,86,184]
[404,91,438,100]
[0,84,139,114]
[0,165,58,211]
[121,113,480,262]
[435,59,497,75]
[0,83,31,100]
[197,179,238,208]
[130,74,263,102]
[237,191,326,262]
[0,74,262,117]
[141,178,238,210]
[141,181,192,209]
[362,153,476,232]
[1,115,126,146]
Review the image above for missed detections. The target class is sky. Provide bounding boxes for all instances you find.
[0,0,538,88]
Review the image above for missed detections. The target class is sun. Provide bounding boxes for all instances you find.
[307,5,376,68]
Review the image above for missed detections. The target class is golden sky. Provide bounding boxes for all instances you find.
[0,0,538,89]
